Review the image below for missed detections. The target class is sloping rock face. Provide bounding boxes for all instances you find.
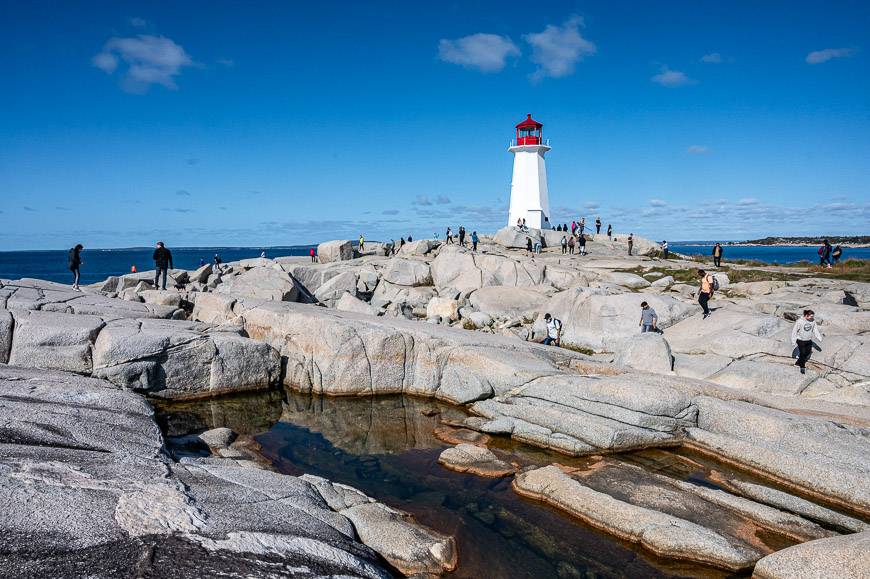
[430,246,546,293]
[1,306,281,400]
[753,530,870,579]
[464,374,697,455]
[0,365,393,579]
[192,294,582,404]
[317,240,354,263]
[687,396,870,516]
[217,267,300,302]
[469,286,548,319]
[381,258,432,287]
[492,226,541,249]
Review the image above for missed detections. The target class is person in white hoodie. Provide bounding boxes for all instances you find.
[791,309,823,374]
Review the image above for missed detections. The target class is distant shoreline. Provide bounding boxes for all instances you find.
[727,242,870,248]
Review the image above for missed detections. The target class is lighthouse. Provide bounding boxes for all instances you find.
[507,114,551,230]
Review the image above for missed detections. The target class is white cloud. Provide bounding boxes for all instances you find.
[524,16,596,81]
[93,35,194,92]
[414,194,433,206]
[438,33,519,72]
[700,53,722,63]
[649,199,668,207]
[687,145,709,154]
[805,47,857,64]
[737,197,760,206]
[651,66,695,87]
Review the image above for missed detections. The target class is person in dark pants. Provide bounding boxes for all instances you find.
[712,243,723,267]
[578,233,587,255]
[662,240,669,260]
[471,231,479,251]
[832,244,843,264]
[638,301,658,333]
[153,241,173,290]
[791,309,822,374]
[543,313,562,346]
[627,233,634,256]
[68,244,83,290]
[595,217,601,234]
[697,269,714,318]
[458,226,466,247]
[607,224,612,239]
[818,239,832,268]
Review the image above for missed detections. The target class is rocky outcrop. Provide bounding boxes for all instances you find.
[468,286,548,319]
[317,240,354,263]
[217,266,300,302]
[381,258,433,287]
[752,530,870,579]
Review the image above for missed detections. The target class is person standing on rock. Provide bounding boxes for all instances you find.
[213,254,223,274]
[153,241,173,290]
[662,240,669,260]
[595,217,602,234]
[639,301,658,333]
[471,230,479,251]
[607,224,612,239]
[697,269,714,318]
[579,217,585,235]
[68,244,83,291]
[627,234,634,256]
[310,247,317,262]
[832,244,843,264]
[578,233,587,256]
[458,226,466,247]
[712,243,723,267]
[560,235,568,254]
[534,239,542,255]
[791,309,822,375]
[571,220,577,235]
[446,227,454,243]
[358,234,365,253]
[543,313,562,346]
[818,239,832,268]
[567,234,575,254]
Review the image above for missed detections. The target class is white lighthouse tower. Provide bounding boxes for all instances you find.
[507,114,551,230]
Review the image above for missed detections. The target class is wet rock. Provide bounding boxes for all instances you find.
[438,443,515,477]
[432,425,491,446]
[513,465,758,571]
[753,530,870,579]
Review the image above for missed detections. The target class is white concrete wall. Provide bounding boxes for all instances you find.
[507,145,551,229]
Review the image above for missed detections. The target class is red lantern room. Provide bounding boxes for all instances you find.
[515,114,543,145]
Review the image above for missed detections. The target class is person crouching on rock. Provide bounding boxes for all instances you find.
[791,309,822,375]
[68,243,83,290]
[639,301,658,333]
[543,313,562,347]
[153,241,173,290]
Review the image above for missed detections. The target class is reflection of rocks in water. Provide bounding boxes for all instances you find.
[280,392,469,455]
[153,389,284,437]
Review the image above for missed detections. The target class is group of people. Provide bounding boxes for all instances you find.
[445,226,479,251]
[558,232,587,255]
[818,239,843,268]
[553,216,610,238]
[67,241,177,291]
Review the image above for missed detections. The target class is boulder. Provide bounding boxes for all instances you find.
[426,297,459,322]
[469,286,548,319]
[467,311,493,328]
[381,258,432,287]
[0,309,12,364]
[753,530,870,579]
[708,359,816,395]
[139,289,183,307]
[218,267,299,302]
[398,239,438,256]
[192,293,238,325]
[651,275,674,289]
[317,240,354,263]
[335,292,378,316]
[191,263,213,283]
[430,246,546,293]
[597,271,651,289]
[492,226,541,249]
[614,333,673,373]
[314,271,358,306]
[438,444,515,477]
[8,309,104,374]
[370,280,435,310]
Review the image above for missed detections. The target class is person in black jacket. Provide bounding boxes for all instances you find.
[68,244,83,290]
[153,241,173,290]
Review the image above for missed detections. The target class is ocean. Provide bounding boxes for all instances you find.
[0,246,316,285]
[1,243,867,286]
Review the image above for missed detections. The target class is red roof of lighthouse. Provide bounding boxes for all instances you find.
[515,114,542,129]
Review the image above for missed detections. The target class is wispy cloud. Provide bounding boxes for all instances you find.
[162,208,195,213]
[649,199,668,207]
[186,158,199,165]
[413,194,433,206]
[687,145,709,154]
[700,53,722,63]
[175,189,191,196]
[438,33,519,72]
[129,17,147,29]
[23,206,37,212]
[524,16,596,81]
[805,47,857,64]
[737,197,760,206]
[216,58,235,67]
[651,66,695,87]
[382,209,400,215]
[436,195,451,205]
[92,34,194,93]
[55,206,70,211]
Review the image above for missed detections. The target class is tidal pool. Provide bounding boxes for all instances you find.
[156,391,766,578]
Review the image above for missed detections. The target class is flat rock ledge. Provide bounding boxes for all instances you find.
[437,443,516,478]
[513,465,760,571]
[752,530,870,579]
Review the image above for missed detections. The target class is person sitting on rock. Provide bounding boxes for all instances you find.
[543,313,562,347]
[153,242,173,290]
[639,301,658,333]
[791,309,822,375]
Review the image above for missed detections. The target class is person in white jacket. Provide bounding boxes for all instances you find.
[791,309,823,374]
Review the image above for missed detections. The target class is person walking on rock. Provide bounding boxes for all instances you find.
[832,244,843,264]
[560,235,568,254]
[68,244,83,290]
[595,217,602,234]
[446,227,454,244]
[791,309,822,375]
[818,239,832,268]
[471,231,479,252]
[153,241,173,290]
[607,224,612,239]
[697,269,714,318]
[579,217,585,235]
[310,247,317,262]
[358,234,365,253]
[712,243,723,267]
[639,301,658,333]
[567,234,575,254]
[662,240,669,260]
[578,233,587,256]
[543,313,562,346]
[534,239,542,255]
[627,233,634,256]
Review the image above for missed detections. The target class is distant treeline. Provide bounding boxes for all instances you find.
[738,236,870,245]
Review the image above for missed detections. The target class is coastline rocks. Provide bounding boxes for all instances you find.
[752,530,870,579]
[398,239,438,256]
[430,246,545,293]
[426,296,459,322]
[597,271,651,289]
[217,267,300,302]
[613,333,673,373]
[8,309,104,374]
[336,292,378,316]
[513,466,758,571]
[469,286,548,319]
[492,226,540,249]
[438,443,515,477]
[0,308,12,363]
[381,258,433,287]
[317,240,354,263]
[313,270,358,306]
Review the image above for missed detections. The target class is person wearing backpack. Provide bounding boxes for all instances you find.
[791,309,822,374]
[697,269,716,318]
[818,239,832,268]
[832,244,843,264]
[68,244,83,290]
[567,235,575,254]
[560,235,568,254]
[543,313,562,346]
[712,243,723,267]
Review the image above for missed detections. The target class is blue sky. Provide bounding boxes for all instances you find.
[1,0,868,249]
